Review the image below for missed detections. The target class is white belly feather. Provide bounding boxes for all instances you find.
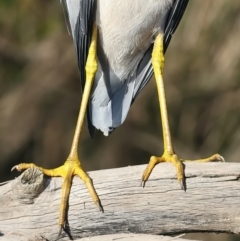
[96,0,173,79]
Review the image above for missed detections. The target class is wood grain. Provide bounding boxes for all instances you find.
[0,162,240,241]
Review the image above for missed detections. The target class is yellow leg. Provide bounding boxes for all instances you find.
[141,34,224,189]
[11,23,102,233]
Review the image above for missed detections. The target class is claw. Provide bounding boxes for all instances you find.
[140,177,146,188]
[11,165,19,172]
[97,200,104,213]
[179,179,186,191]
[57,225,63,239]
[219,155,225,162]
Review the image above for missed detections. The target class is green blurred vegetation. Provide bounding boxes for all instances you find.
[0,1,240,240]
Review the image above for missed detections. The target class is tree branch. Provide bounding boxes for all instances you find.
[0,162,240,241]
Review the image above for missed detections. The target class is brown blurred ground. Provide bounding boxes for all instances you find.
[0,1,240,240]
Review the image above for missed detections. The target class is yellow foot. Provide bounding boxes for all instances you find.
[141,153,224,190]
[11,158,103,233]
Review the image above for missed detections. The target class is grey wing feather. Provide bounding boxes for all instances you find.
[164,0,189,51]
[133,0,189,100]
[60,0,96,137]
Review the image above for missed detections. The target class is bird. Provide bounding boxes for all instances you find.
[11,0,224,235]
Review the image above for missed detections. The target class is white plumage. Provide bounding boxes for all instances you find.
[96,0,173,80]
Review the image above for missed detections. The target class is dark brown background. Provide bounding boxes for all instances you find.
[0,1,240,240]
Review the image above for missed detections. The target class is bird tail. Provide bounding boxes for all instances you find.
[88,46,154,136]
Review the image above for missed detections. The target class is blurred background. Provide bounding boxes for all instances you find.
[0,0,240,240]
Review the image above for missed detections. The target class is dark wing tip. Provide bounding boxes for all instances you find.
[61,0,96,137]
[164,0,189,52]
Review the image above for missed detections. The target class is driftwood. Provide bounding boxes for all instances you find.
[0,162,240,241]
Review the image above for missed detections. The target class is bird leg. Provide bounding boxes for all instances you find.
[11,23,103,234]
[141,34,224,189]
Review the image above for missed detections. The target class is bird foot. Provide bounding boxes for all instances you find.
[11,158,103,229]
[141,153,224,190]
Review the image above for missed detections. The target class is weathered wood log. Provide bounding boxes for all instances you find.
[0,162,240,241]
[73,233,198,241]
[0,233,198,241]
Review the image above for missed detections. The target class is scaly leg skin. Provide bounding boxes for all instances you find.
[141,34,224,190]
[11,23,102,235]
